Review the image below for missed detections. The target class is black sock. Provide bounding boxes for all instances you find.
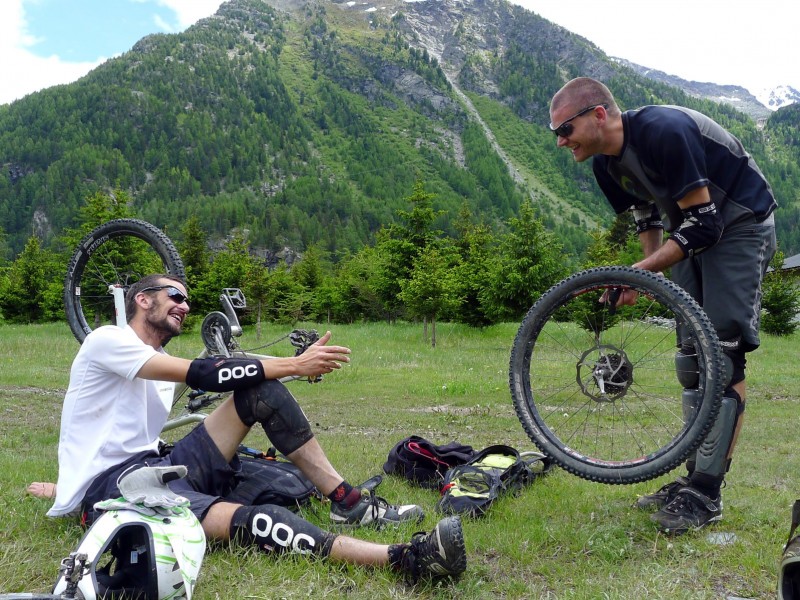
[328,481,360,507]
[689,472,723,499]
[388,543,409,568]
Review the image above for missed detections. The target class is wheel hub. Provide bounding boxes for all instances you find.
[576,344,633,402]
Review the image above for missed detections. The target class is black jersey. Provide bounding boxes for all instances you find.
[592,105,777,231]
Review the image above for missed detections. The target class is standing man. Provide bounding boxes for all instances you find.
[44,274,467,581]
[549,77,777,535]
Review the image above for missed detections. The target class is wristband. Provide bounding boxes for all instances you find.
[631,204,664,234]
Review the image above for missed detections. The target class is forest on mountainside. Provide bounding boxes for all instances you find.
[0,0,798,266]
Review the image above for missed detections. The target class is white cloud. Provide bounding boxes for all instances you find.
[155,0,226,28]
[127,0,223,28]
[0,0,105,105]
[153,13,179,33]
[0,0,226,105]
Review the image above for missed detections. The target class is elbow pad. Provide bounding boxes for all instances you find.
[186,357,265,392]
[631,203,664,235]
[668,201,723,258]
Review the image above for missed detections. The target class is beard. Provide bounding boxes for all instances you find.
[144,300,183,345]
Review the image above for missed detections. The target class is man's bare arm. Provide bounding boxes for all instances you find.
[136,331,351,383]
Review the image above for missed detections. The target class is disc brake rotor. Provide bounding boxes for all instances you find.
[576,344,633,402]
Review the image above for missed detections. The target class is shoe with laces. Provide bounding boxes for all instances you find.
[399,516,467,582]
[634,476,691,510]
[651,487,722,535]
[330,489,424,528]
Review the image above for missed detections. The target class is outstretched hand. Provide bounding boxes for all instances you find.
[293,330,351,377]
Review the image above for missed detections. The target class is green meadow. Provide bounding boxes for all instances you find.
[1,320,797,599]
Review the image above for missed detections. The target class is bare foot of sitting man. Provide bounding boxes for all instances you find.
[27,482,56,499]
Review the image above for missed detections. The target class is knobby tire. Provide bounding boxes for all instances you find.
[64,219,185,344]
[509,266,724,484]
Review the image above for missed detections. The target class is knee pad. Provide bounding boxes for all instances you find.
[722,344,746,387]
[676,343,739,389]
[230,504,335,557]
[694,391,744,479]
[675,345,699,388]
[233,380,314,455]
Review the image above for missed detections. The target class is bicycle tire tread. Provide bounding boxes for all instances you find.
[509,266,724,484]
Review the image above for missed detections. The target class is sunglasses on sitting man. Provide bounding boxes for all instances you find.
[140,285,191,309]
[549,103,608,138]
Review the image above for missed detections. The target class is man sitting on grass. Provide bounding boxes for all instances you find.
[32,274,467,582]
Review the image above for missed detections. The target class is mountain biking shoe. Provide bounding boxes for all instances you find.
[634,475,691,510]
[650,487,722,535]
[398,516,467,582]
[330,489,424,528]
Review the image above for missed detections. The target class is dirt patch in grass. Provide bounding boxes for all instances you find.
[0,386,63,432]
[410,404,491,416]
[0,385,65,396]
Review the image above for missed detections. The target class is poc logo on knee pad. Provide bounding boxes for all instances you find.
[218,364,260,384]
[251,512,316,554]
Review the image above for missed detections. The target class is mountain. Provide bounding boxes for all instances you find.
[613,57,800,121]
[755,85,800,111]
[612,59,773,121]
[1,0,799,262]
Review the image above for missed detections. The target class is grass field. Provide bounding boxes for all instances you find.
[0,320,797,599]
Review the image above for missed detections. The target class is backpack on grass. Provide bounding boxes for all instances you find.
[224,449,320,511]
[383,435,477,490]
[436,445,552,517]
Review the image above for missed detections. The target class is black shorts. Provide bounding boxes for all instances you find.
[671,214,776,355]
[81,423,241,525]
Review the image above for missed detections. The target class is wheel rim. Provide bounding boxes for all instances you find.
[510,267,722,483]
[64,220,184,343]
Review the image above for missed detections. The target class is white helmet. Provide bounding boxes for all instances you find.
[52,506,206,600]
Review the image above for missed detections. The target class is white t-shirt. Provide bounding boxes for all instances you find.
[48,325,175,517]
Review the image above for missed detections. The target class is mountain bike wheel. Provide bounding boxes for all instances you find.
[64,218,185,344]
[509,266,725,484]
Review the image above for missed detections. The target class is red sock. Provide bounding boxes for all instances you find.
[328,481,360,507]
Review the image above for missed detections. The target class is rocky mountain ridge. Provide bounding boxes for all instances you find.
[329,0,794,121]
[613,58,798,122]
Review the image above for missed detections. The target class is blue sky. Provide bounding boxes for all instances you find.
[21,0,183,62]
[1,0,798,106]
[0,0,223,105]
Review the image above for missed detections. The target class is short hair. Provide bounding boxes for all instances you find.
[551,77,620,116]
[124,274,187,322]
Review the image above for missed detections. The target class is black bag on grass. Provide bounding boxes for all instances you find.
[436,444,552,517]
[383,435,477,490]
[225,455,319,511]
